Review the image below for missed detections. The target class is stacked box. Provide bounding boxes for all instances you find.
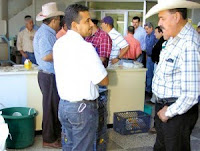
[94,87,108,151]
[93,132,108,151]
[113,111,151,135]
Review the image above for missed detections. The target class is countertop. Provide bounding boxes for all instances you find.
[0,65,38,75]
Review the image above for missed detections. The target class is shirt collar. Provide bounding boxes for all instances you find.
[41,23,56,35]
[67,30,84,41]
[92,28,100,37]
[25,28,34,33]
[168,22,190,44]
[176,22,191,39]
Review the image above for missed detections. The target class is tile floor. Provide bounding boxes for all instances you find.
[7,102,200,151]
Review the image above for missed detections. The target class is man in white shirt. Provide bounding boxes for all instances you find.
[53,4,108,151]
[17,17,36,64]
[101,16,129,66]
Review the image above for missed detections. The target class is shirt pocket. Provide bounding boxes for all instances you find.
[161,57,177,80]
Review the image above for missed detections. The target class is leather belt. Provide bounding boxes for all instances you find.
[39,70,54,75]
[64,99,98,108]
[155,96,178,105]
[122,58,133,61]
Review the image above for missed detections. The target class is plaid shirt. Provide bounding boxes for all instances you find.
[152,23,200,118]
[85,29,112,58]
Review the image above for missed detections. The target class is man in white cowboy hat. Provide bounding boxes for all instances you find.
[146,0,200,150]
[33,2,64,149]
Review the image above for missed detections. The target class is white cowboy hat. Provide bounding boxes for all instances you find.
[36,2,64,21]
[145,0,200,19]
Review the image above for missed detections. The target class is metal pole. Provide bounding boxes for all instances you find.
[143,0,146,27]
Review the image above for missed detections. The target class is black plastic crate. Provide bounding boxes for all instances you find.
[98,89,108,110]
[113,110,151,135]
[93,132,108,151]
[98,111,107,132]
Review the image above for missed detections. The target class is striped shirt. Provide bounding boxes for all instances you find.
[108,28,129,63]
[152,22,200,118]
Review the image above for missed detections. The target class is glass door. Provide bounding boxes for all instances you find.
[102,11,128,36]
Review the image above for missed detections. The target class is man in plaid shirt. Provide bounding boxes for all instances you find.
[85,19,112,67]
[146,0,200,150]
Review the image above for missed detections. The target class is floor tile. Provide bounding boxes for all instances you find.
[127,146,153,151]
[107,139,123,150]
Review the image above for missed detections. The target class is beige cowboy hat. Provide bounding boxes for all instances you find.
[36,2,64,21]
[145,0,200,19]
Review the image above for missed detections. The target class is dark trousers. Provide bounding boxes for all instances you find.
[154,102,198,151]
[38,71,61,143]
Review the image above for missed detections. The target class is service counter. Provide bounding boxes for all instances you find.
[0,65,146,130]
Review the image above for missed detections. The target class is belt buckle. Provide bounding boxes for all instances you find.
[155,95,159,102]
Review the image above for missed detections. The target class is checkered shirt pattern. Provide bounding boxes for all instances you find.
[85,29,112,58]
[152,23,200,118]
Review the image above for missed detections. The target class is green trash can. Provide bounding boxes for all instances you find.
[0,107,37,149]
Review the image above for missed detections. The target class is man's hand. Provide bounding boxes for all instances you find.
[111,58,120,64]
[157,106,169,123]
[20,50,28,58]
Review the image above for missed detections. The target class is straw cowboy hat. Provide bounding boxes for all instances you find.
[36,2,64,21]
[145,0,200,19]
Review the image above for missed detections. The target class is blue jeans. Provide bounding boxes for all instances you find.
[22,52,37,64]
[58,99,98,151]
[146,56,154,93]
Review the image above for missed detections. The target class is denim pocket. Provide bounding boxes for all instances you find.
[67,112,83,125]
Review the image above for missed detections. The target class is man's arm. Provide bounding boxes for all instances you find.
[98,75,109,86]
[42,53,53,62]
[111,45,129,64]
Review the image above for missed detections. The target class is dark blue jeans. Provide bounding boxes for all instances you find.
[146,56,154,93]
[58,99,98,151]
[154,102,198,151]
[22,52,37,64]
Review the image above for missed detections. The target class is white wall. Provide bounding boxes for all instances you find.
[8,0,83,37]
[8,5,34,37]
[0,0,8,20]
[8,0,32,19]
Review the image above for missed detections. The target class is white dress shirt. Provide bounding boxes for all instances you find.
[53,30,107,102]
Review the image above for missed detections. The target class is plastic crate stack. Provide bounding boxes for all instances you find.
[93,87,108,151]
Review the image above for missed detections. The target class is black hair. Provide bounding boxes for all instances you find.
[65,4,89,30]
[132,16,140,22]
[155,26,163,33]
[127,26,135,34]
[60,16,66,28]
[91,19,99,25]
[43,16,59,25]
[169,8,187,20]
[24,15,32,19]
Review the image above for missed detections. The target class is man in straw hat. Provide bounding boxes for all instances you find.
[53,4,108,151]
[33,2,64,148]
[146,0,200,150]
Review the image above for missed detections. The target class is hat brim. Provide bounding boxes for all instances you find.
[145,1,200,19]
[36,11,64,21]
